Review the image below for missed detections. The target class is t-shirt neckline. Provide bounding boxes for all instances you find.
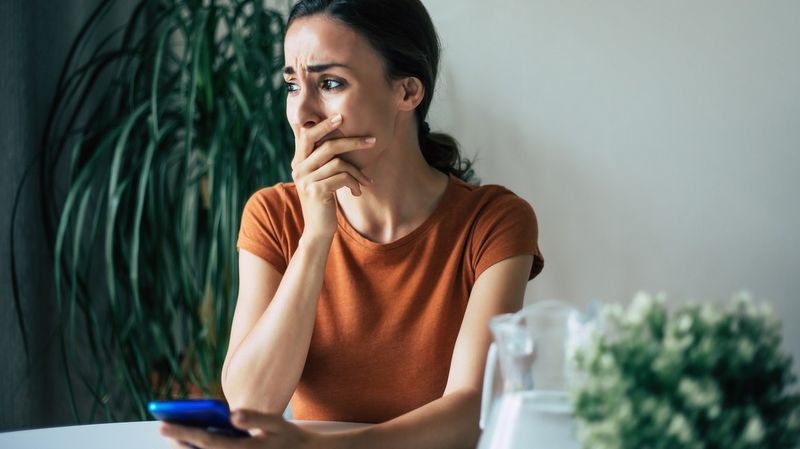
[333,173,456,251]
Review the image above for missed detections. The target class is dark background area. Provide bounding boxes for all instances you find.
[0,0,133,431]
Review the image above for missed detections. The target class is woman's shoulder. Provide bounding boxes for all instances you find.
[449,175,535,214]
[244,181,301,210]
[241,181,304,234]
[445,175,543,280]
[248,180,298,199]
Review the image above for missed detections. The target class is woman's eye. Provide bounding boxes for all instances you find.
[284,79,343,94]
[321,79,344,91]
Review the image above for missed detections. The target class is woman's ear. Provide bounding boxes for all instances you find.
[395,77,425,112]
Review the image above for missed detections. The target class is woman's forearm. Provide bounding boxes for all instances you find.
[331,388,482,449]
[222,233,333,412]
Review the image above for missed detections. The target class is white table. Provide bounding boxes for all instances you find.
[0,420,371,449]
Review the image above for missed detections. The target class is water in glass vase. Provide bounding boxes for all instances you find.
[478,391,579,449]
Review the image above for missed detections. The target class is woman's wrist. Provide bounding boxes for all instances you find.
[314,427,367,449]
[299,229,335,251]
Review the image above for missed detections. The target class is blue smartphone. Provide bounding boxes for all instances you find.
[148,399,250,438]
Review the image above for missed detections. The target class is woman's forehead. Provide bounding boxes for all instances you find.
[284,15,376,72]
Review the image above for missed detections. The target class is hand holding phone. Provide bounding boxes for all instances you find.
[148,399,250,438]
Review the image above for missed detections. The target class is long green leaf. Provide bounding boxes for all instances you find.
[104,103,148,314]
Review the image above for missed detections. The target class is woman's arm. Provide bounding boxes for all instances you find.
[222,115,372,413]
[332,254,534,449]
[221,234,332,413]
[163,254,533,449]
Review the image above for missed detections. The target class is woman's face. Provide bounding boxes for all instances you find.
[283,15,402,169]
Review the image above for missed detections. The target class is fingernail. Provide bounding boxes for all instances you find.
[365,137,376,144]
[331,114,342,124]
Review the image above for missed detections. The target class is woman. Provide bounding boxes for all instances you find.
[161,0,543,448]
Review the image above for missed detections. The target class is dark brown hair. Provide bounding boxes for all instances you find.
[288,0,476,182]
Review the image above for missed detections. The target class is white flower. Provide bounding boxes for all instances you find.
[700,303,722,326]
[615,399,633,421]
[664,329,694,353]
[600,303,625,325]
[737,338,756,362]
[678,378,720,409]
[733,291,761,318]
[742,415,765,444]
[733,291,754,305]
[677,314,693,332]
[625,291,663,325]
[654,402,674,426]
[666,413,693,443]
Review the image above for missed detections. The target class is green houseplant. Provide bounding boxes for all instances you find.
[572,292,800,449]
[11,0,293,422]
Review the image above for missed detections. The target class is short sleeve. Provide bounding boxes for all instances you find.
[472,193,544,281]
[237,187,288,274]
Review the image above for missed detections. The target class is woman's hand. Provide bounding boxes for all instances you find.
[291,114,375,239]
[160,410,328,449]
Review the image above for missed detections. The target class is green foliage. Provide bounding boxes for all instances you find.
[572,292,800,449]
[33,0,292,421]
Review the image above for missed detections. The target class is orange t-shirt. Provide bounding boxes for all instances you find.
[236,173,544,423]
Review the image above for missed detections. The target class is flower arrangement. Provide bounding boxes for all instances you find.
[571,292,800,449]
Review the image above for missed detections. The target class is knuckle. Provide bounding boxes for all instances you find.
[309,183,324,197]
[297,180,309,193]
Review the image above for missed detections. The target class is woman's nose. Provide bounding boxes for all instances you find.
[288,90,323,132]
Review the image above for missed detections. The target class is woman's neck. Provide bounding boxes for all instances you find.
[334,131,449,245]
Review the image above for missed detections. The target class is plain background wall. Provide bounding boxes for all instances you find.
[425,0,800,370]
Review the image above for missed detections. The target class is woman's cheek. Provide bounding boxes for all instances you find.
[324,93,347,113]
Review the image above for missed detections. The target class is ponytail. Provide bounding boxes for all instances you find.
[418,122,476,183]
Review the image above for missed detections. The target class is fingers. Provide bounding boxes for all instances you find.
[296,114,343,160]
[291,136,375,194]
[160,423,245,449]
[168,441,189,449]
[291,135,374,200]
[308,157,372,188]
[298,172,363,201]
[323,172,364,198]
[292,134,376,176]
[303,136,376,171]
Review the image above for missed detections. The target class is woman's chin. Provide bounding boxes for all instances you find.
[340,151,377,172]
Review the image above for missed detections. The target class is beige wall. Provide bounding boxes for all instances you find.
[425,0,800,368]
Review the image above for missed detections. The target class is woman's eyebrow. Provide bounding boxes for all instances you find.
[283,63,351,75]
